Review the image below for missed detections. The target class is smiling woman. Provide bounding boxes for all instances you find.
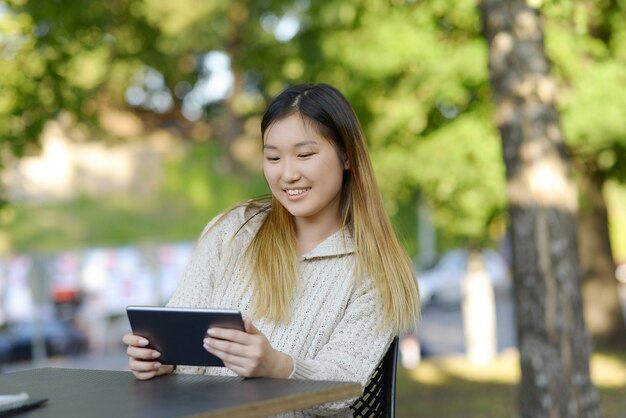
[123,83,421,418]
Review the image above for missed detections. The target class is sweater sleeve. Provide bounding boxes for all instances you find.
[166,218,221,309]
[290,279,394,415]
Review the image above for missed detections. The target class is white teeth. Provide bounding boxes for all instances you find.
[286,189,307,196]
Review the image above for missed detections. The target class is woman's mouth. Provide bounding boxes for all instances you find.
[286,188,308,196]
[284,188,310,200]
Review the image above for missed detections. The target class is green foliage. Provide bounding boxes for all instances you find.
[0,5,47,157]
[2,0,625,253]
[561,62,626,180]
[543,0,626,182]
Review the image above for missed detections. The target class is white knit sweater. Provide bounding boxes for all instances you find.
[167,204,393,418]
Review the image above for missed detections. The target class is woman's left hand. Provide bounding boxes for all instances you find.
[204,318,293,378]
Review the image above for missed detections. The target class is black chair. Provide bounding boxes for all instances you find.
[350,337,399,418]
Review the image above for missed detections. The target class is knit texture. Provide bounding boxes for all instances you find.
[167,204,393,418]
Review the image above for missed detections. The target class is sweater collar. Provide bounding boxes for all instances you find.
[241,204,354,260]
[300,229,354,260]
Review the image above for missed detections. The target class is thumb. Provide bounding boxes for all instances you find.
[243,318,260,334]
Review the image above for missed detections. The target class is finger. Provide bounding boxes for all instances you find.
[157,365,175,376]
[243,319,260,334]
[122,333,150,347]
[207,327,250,343]
[207,346,254,372]
[132,370,157,380]
[129,358,162,373]
[203,337,243,356]
[223,362,255,378]
[204,333,263,358]
[204,339,254,367]
[127,345,161,360]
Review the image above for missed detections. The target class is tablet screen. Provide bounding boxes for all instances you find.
[126,306,244,367]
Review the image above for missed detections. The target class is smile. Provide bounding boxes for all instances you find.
[285,188,309,196]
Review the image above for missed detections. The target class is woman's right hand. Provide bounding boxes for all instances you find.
[122,333,175,380]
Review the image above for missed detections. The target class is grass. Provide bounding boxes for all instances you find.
[396,350,626,417]
[0,195,210,252]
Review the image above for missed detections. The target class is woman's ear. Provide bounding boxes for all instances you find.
[342,152,350,170]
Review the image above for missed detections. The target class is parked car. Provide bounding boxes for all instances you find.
[0,333,11,365]
[417,248,511,307]
[0,318,89,363]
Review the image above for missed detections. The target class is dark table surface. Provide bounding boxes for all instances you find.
[0,367,361,418]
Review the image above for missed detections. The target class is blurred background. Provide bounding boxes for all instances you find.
[1,0,625,416]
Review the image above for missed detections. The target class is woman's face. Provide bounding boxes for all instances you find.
[263,114,348,230]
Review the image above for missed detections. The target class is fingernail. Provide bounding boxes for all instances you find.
[154,362,161,369]
[207,329,216,336]
[203,343,210,351]
[203,338,210,345]
[152,351,160,358]
[138,338,149,346]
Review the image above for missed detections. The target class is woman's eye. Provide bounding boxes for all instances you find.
[265,156,280,162]
[299,153,315,158]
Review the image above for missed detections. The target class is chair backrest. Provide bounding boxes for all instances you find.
[350,336,399,418]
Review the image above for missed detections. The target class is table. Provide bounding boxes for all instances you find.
[0,368,362,417]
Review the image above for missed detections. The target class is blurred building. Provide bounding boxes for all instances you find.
[1,118,178,204]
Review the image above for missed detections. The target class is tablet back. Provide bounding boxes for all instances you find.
[126,306,244,367]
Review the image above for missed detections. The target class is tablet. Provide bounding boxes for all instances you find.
[126,306,245,367]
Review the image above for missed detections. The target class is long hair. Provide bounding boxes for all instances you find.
[246,83,420,334]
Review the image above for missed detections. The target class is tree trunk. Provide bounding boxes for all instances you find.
[577,167,626,348]
[479,1,602,417]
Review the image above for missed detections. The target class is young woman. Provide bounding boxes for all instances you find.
[123,83,420,417]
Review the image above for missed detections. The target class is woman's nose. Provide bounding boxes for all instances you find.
[281,159,301,182]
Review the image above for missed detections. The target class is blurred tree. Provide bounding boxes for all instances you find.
[480,0,601,417]
[0,0,299,172]
[542,0,626,348]
[0,0,162,169]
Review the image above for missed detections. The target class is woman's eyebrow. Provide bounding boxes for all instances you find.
[263,140,319,150]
